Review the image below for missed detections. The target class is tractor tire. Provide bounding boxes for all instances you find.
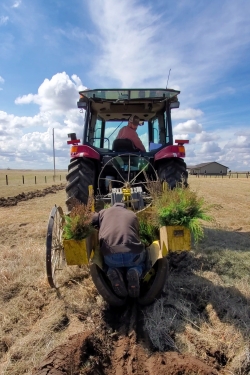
[65,158,95,210]
[157,158,188,189]
[138,257,169,306]
[90,263,127,307]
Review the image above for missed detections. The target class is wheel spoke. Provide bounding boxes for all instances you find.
[99,178,125,184]
[130,161,150,185]
[109,160,126,182]
[128,155,131,182]
[52,250,62,275]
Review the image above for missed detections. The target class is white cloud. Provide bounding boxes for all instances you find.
[174,120,202,134]
[88,0,250,108]
[0,16,9,25]
[0,128,69,168]
[71,74,87,91]
[12,0,22,8]
[192,131,219,143]
[88,0,174,87]
[0,116,83,169]
[0,76,4,84]
[199,142,222,154]
[226,135,250,148]
[185,129,250,170]
[172,108,203,120]
[15,93,35,105]
[0,73,88,168]
[15,72,87,113]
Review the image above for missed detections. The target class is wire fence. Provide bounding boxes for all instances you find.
[3,174,65,186]
[0,171,67,186]
[191,172,250,179]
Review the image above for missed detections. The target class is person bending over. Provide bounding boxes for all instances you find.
[91,203,146,298]
[116,115,146,152]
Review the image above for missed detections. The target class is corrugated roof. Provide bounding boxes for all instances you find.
[188,161,228,169]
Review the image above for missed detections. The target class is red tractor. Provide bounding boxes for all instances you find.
[66,88,189,211]
[60,89,189,306]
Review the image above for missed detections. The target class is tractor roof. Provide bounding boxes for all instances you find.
[79,88,180,102]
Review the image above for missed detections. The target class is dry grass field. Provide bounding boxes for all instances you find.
[0,176,249,374]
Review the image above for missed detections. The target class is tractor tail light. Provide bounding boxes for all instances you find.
[71,146,78,153]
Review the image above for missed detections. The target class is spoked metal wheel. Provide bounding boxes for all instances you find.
[46,205,66,288]
[97,154,159,212]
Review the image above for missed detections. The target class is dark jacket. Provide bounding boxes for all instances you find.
[91,203,144,256]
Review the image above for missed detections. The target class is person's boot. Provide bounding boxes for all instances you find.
[126,268,140,298]
[107,268,128,298]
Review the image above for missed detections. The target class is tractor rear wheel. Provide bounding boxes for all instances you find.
[157,158,188,189]
[66,158,95,210]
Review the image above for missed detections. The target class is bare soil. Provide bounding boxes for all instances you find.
[1,177,250,375]
[0,184,66,207]
[31,303,218,375]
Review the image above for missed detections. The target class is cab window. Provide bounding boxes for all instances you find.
[164,112,170,144]
[152,117,160,144]
[91,118,102,148]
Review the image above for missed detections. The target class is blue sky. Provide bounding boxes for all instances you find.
[0,0,250,170]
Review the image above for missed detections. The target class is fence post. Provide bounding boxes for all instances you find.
[35,176,36,184]
[6,175,8,185]
[22,175,24,184]
[60,175,61,181]
[45,176,47,183]
[237,173,238,178]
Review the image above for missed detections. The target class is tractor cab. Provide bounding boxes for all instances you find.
[66,88,189,211]
[76,88,182,154]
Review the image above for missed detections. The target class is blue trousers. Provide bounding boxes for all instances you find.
[104,250,146,277]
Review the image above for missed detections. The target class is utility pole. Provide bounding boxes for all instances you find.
[52,128,55,180]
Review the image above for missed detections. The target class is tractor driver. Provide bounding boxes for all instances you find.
[116,115,146,152]
[91,202,146,298]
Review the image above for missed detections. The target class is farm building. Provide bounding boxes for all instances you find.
[188,162,229,175]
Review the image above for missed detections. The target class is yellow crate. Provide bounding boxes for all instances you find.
[160,226,191,256]
[63,230,98,265]
[63,238,89,265]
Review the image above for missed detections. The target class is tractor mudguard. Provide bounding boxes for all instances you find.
[69,144,101,160]
[154,144,186,161]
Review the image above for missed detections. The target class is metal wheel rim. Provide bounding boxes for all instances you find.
[46,205,65,288]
